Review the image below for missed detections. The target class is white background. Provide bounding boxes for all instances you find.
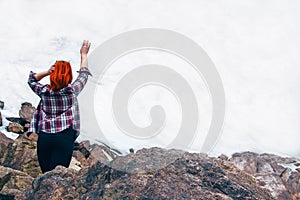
[0,0,299,157]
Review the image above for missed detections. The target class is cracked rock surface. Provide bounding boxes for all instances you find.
[0,131,299,199]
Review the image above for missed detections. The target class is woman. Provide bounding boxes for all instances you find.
[27,40,92,173]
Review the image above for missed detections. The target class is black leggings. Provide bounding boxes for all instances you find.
[37,127,75,173]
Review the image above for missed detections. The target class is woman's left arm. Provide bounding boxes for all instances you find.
[34,66,54,81]
[33,70,49,81]
[28,66,54,96]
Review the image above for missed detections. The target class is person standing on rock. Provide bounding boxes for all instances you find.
[27,40,92,173]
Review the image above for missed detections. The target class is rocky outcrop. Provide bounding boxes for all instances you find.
[6,117,29,128]
[7,122,24,134]
[19,102,35,123]
[0,132,13,164]
[0,111,2,126]
[5,102,35,133]
[0,132,120,199]
[0,133,41,178]
[73,141,119,168]
[0,130,299,199]
[229,151,300,200]
[0,166,34,199]
[75,148,274,200]
[0,132,13,147]
[15,166,79,200]
[16,147,300,200]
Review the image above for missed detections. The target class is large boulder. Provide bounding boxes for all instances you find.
[15,166,78,200]
[0,132,13,164]
[0,133,42,178]
[0,166,34,199]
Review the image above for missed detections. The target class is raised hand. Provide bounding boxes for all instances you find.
[48,65,55,75]
[80,40,91,56]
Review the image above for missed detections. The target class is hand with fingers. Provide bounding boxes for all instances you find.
[48,65,55,75]
[80,40,91,56]
[80,40,91,69]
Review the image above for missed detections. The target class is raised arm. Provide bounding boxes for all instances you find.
[71,40,92,96]
[28,65,55,96]
[80,40,91,69]
[33,65,54,81]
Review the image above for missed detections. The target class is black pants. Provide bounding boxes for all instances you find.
[37,127,75,173]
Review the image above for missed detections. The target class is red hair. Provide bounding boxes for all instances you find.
[50,61,73,91]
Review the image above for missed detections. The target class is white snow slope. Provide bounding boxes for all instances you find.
[0,0,299,158]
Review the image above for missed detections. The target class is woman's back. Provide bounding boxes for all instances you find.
[27,40,92,173]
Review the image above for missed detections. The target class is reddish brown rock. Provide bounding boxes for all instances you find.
[18,148,276,200]
[0,132,13,147]
[73,141,119,168]
[74,140,91,159]
[72,151,88,167]
[0,166,34,199]
[218,153,229,161]
[87,144,112,166]
[24,132,38,142]
[0,132,297,200]
[7,122,24,133]
[19,102,35,122]
[15,166,78,200]
[79,140,91,151]
[0,132,13,164]
[1,133,42,178]
[73,141,91,168]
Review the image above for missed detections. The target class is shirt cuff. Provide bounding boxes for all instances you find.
[29,71,37,81]
[77,68,92,76]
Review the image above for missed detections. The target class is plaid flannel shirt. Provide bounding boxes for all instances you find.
[27,67,92,139]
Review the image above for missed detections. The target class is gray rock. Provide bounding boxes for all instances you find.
[229,151,300,199]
